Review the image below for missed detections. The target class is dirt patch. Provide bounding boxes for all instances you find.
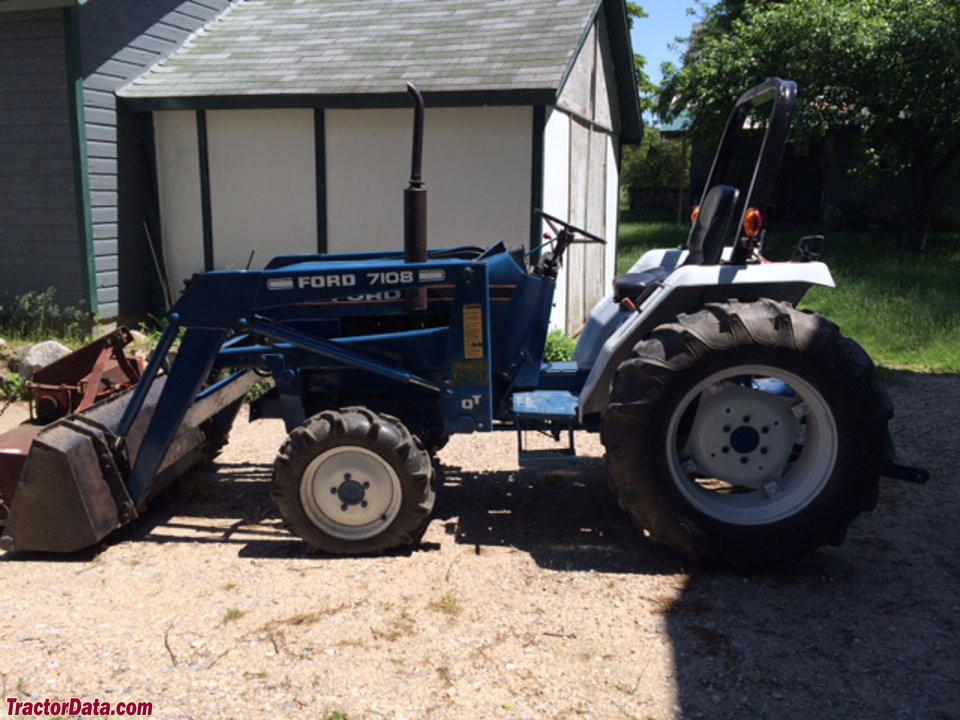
[0,372,957,719]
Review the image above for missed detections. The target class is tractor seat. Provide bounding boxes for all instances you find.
[612,184,740,305]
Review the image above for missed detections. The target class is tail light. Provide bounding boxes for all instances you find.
[743,207,763,237]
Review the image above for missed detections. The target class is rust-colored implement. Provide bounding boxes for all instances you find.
[30,327,145,424]
[0,424,41,525]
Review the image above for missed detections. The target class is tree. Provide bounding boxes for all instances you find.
[621,127,683,190]
[659,0,960,251]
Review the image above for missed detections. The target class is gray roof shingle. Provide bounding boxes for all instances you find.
[119,0,604,102]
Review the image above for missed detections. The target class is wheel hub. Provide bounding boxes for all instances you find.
[729,425,760,454]
[335,477,368,507]
[300,445,402,540]
[685,383,797,489]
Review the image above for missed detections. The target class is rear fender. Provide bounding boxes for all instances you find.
[577,260,834,417]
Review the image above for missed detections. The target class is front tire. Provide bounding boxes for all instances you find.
[273,407,435,554]
[601,300,893,570]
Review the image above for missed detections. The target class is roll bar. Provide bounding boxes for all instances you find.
[697,78,797,264]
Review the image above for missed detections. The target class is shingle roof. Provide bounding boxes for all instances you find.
[119,0,604,102]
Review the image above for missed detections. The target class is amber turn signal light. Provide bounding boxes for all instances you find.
[743,207,763,238]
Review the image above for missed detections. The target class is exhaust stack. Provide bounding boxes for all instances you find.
[404,83,427,311]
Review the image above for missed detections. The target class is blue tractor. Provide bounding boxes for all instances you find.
[3,80,920,569]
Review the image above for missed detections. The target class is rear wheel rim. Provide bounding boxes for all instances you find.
[299,445,402,540]
[665,364,838,526]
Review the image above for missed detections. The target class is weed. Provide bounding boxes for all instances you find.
[372,608,416,641]
[0,288,91,345]
[223,608,245,623]
[223,582,237,591]
[245,377,275,404]
[285,611,325,626]
[428,590,462,616]
[544,329,576,362]
[0,372,29,402]
[324,710,348,720]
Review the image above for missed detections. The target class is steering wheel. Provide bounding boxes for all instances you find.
[534,209,607,245]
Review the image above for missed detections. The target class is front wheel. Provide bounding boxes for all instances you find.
[273,407,435,554]
[601,300,893,570]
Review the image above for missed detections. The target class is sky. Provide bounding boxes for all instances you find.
[629,0,706,88]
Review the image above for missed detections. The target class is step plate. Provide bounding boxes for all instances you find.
[512,391,578,421]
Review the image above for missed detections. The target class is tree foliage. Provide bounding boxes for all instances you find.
[659,0,960,249]
[621,128,682,190]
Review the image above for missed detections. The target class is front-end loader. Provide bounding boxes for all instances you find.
[1,80,925,569]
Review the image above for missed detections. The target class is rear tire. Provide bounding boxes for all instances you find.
[601,300,893,570]
[273,407,435,554]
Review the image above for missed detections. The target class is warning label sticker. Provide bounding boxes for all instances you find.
[462,305,484,360]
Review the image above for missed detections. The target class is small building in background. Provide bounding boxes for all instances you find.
[1,0,642,335]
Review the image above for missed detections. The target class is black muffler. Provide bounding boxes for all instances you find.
[404,83,427,311]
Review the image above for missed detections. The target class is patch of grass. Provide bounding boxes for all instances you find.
[223,608,245,623]
[616,209,689,274]
[324,710,349,720]
[372,608,416,641]
[427,590,462,616]
[615,215,960,373]
[796,231,960,374]
[0,288,92,345]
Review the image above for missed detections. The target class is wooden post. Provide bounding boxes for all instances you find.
[677,135,688,224]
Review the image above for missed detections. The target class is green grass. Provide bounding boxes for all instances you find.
[616,214,960,374]
[798,232,960,373]
[617,209,689,274]
[0,288,92,346]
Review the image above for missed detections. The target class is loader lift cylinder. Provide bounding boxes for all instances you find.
[404,83,428,311]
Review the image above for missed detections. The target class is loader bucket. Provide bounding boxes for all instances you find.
[2,370,255,554]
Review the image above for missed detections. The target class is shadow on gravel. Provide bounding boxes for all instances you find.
[95,456,686,571]
[665,371,960,719]
[434,458,684,575]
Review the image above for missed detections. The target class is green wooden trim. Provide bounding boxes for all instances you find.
[314,108,327,253]
[196,110,214,271]
[119,88,558,113]
[529,106,546,253]
[63,6,96,313]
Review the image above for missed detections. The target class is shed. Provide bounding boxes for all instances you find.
[1,0,641,333]
[119,0,642,333]
[0,0,232,318]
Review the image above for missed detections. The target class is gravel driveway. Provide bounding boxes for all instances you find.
[0,373,957,719]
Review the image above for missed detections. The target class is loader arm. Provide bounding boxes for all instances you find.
[119,257,494,506]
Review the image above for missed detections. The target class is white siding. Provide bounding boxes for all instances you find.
[551,10,622,335]
[541,107,571,332]
[325,107,532,253]
[206,109,316,270]
[604,134,619,280]
[154,110,203,297]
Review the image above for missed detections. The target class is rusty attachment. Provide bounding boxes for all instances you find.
[30,327,144,424]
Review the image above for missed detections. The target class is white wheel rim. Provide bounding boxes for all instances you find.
[665,364,838,526]
[299,445,402,540]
